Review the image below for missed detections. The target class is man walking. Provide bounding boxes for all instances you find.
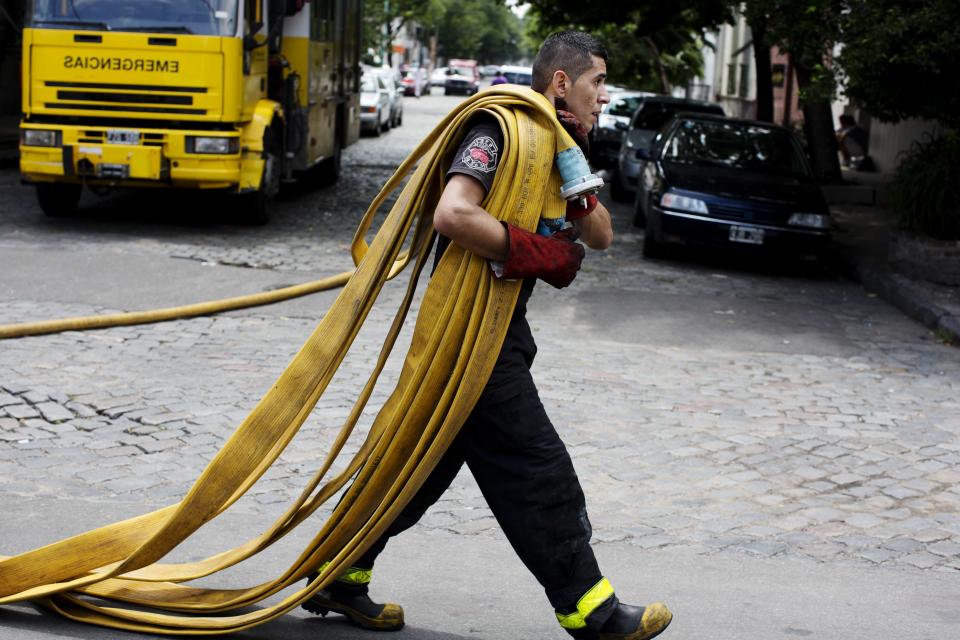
[304,32,673,640]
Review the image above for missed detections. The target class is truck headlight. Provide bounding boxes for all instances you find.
[186,136,238,154]
[22,129,61,147]
[788,213,830,229]
[660,192,709,214]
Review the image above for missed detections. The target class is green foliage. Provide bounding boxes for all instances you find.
[524,1,731,90]
[889,133,960,241]
[839,0,960,130]
[744,0,844,104]
[436,0,526,63]
[363,0,526,65]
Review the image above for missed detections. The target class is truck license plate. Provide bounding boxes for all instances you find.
[107,129,141,145]
[729,225,764,245]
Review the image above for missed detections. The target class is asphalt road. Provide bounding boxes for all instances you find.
[1,93,959,640]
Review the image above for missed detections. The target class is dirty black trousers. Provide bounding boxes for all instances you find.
[351,374,603,611]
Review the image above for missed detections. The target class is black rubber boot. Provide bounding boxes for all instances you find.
[302,577,405,631]
[598,602,672,640]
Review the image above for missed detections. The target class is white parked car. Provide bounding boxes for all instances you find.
[372,67,404,127]
[360,73,392,136]
[430,66,448,88]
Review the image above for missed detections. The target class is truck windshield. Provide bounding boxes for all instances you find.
[29,0,240,36]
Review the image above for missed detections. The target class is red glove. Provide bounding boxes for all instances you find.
[498,223,585,289]
[566,193,598,221]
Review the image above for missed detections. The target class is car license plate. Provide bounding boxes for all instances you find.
[107,129,140,145]
[729,225,764,245]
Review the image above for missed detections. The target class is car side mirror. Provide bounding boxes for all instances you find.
[615,121,628,131]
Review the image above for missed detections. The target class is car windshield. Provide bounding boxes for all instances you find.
[607,95,643,118]
[28,0,239,36]
[361,76,378,92]
[503,70,531,85]
[663,119,812,178]
[449,66,473,77]
[633,102,722,131]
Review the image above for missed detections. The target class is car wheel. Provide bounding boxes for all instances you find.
[610,170,630,202]
[372,111,382,137]
[36,183,82,218]
[642,226,665,259]
[632,193,648,228]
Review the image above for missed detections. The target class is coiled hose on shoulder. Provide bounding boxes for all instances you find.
[0,85,579,634]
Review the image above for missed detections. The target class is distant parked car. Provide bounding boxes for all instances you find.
[444,59,479,95]
[400,68,430,96]
[613,95,725,201]
[635,113,831,259]
[497,64,533,86]
[372,67,404,127]
[360,73,392,136]
[430,66,448,87]
[479,64,499,78]
[590,90,651,168]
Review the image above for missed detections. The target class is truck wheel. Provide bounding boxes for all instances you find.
[315,134,342,187]
[36,183,82,218]
[243,133,280,225]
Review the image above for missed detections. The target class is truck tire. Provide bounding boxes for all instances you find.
[242,130,280,225]
[314,134,342,187]
[36,183,82,218]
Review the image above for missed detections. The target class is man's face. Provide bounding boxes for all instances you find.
[564,55,610,131]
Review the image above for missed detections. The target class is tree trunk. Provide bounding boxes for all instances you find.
[749,19,773,122]
[643,37,670,94]
[794,62,842,182]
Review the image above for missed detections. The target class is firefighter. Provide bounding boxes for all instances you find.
[304,32,673,640]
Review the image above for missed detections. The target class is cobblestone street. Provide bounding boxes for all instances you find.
[1,94,959,638]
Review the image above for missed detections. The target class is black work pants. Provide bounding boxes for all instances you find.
[352,376,602,611]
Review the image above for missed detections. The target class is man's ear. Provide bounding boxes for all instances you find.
[551,70,569,97]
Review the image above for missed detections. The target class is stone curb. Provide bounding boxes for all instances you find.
[848,259,960,345]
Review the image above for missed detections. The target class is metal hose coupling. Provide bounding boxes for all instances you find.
[556,145,604,206]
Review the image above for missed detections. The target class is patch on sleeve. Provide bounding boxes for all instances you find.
[460,135,499,173]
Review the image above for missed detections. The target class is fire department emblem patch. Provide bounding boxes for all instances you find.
[461,135,499,173]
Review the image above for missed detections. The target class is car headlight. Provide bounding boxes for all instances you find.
[788,213,830,229]
[186,136,238,155]
[660,193,709,214]
[22,129,61,147]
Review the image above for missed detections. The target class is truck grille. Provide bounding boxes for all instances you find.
[44,81,207,115]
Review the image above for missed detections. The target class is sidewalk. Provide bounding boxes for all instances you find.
[827,171,960,345]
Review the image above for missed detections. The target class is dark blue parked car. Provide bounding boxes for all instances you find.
[634,114,831,259]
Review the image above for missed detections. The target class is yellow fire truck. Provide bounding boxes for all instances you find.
[19,0,362,223]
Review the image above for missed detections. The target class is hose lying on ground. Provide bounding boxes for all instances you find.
[0,85,578,634]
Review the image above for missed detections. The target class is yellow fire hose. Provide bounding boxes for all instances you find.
[0,86,581,634]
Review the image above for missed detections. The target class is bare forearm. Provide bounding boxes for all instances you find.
[577,201,613,249]
[433,176,510,260]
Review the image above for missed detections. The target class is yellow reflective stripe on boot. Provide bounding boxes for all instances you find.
[317,562,373,586]
[556,577,615,629]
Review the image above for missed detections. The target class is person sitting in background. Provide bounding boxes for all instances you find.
[491,69,508,85]
[837,114,870,170]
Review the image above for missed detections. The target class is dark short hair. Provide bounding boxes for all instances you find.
[531,31,608,93]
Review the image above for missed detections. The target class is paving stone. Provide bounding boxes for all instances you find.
[844,513,885,529]
[926,540,960,558]
[35,402,74,423]
[736,540,787,557]
[900,552,943,569]
[859,548,896,563]
[4,404,39,419]
[883,538,925,553]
